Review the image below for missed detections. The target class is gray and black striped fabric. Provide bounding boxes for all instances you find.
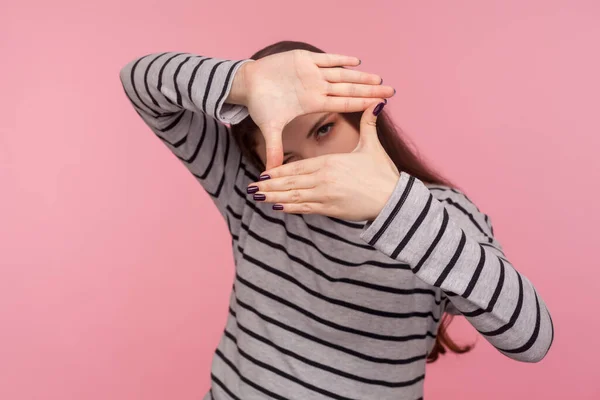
[119,52,553,400]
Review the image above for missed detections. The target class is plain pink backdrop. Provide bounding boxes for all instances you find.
[1,0,598,399]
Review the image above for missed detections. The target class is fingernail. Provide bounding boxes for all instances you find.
[383,98,388,104]
[253,193,266,201]
[247,185,259,194]
[273,204,284,210]
[380,77,383,84]
[259,174,271,181]
[373,102,385,116]
[357,59,362,65]
[393,88,396,95]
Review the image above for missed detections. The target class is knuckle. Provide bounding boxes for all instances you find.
[292,163,303,175]
[285,177,297,187]
[318,165,337,184]
[321,202,334,213]
[320,185,337,203]
[321,170,334,184]
[322,155,341,171]
[291,190,302,203]
[324,190,337,203]
[301,203,312,213]
[326,81,333,94]
[348,83,356,97]
[316,167,330,182]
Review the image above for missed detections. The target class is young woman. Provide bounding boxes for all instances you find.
[119,40,553,400]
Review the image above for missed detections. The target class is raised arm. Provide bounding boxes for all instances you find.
[119,52,253,218]
[119,49,397,221]
[360,172,554,362]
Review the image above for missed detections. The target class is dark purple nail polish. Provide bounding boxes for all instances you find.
[373,102,385,116]
[383,98,388,104]
[253,193,266,201]
[380,77,383,84]
[393,88,396,95]
[247,185,259,194]
[259,174,271,181]
[273,204,284,210]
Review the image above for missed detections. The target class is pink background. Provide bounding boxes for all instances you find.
[2,0,598,398]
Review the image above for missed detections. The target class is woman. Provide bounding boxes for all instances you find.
[119,40,553,400]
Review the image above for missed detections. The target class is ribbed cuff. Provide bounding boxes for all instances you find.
[215,59,253,125]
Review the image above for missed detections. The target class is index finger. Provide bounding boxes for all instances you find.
[309,52,361,68]
[260,155,326,180]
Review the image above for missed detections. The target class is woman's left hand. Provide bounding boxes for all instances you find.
[246,100,401,222]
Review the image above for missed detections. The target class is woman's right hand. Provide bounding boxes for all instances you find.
[233,49,395,170]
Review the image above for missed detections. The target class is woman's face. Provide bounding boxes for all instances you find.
[252,112,359,167]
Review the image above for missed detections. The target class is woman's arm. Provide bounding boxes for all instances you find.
[360,172,554,362]
[119,52,253,218]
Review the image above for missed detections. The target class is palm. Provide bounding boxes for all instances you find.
[245,52,321,134]
[243,49,394,170]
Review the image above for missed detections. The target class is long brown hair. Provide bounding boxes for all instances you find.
[230,40,472,362]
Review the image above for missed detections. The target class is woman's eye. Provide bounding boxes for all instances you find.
[315,123,334,141]
[283,123,335,163]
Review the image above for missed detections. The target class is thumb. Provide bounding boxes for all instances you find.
[357,99,386,149]
[261,127,284,170]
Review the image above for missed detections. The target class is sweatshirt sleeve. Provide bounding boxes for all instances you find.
[360,172,554,363]
[119,52,253,218]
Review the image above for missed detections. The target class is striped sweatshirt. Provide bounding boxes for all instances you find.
[119,52,554,400]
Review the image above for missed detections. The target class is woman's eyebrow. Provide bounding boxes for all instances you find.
[305,112,333,139]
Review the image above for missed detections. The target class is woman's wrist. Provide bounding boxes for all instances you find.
[226,61,253,106]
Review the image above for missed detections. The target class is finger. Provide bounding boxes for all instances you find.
[260,127,284,170]
[326,82,395,99]
[272,202,324,215]
[309,52,361,68]
[321,68,382,85]
[254,187,321,204]
[321,96,388,113]
[266,146,284,171]
[357,100,386,149]
[261,155,326,179]
[248,173,318,193]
